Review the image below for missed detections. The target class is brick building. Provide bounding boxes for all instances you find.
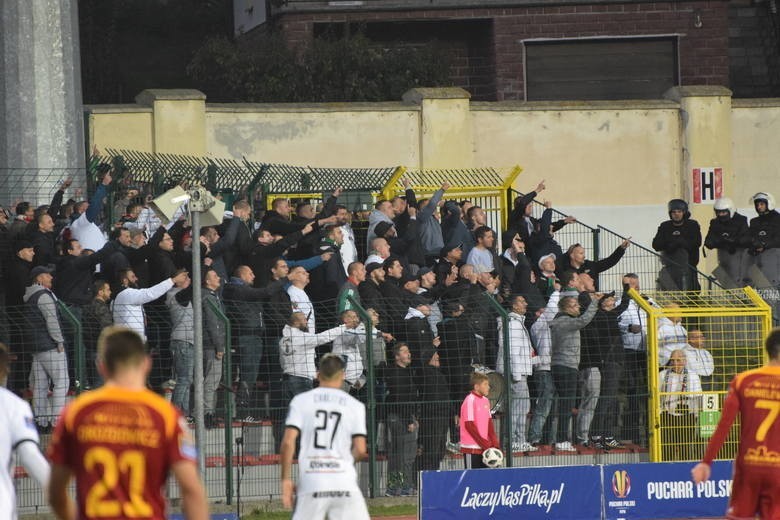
[266,0,780,100]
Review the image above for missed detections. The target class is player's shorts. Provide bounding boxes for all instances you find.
[292,489,370,520]
[728,467,780,520]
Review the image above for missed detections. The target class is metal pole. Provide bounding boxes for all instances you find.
[191,209,206,475]
[347,295,376,498]
[500,302,512,468]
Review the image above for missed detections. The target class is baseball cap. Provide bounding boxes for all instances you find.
[14,240,34,253]
[29,265,54,281]
[365,262,383,275]
[440,242,463,257]
[374,221,394,238]
[417,266,433,279]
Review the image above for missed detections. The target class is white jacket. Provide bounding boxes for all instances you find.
[680,345,715,377]
[68,212,107,253]
[657,317,689,366]
[331,326,366,384]
[112,278,174,340]
[279,324,346,379]
[340,224,357,276]
[496,312,536,380]
[530,291,560,371]
[617,298,649,352]
[287,285,315,332]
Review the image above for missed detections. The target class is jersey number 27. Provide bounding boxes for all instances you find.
[314,410,342,450]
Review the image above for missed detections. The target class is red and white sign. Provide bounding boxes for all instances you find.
[692,167,723,204]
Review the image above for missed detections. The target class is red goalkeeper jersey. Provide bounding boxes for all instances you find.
[703,365,780,468]
[48,386,197,520]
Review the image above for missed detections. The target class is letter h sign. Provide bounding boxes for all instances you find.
[692,168,723,204]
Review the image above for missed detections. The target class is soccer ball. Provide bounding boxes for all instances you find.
[482,447,504,468]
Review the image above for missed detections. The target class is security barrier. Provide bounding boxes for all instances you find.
[420,460,735,520]
[4,293,654,512]
[635,287,773,462]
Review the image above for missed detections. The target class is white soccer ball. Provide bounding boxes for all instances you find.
[482,447,504,468]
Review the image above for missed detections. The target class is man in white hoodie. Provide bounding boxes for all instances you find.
[112,268,189,341]
[618,273,653,444]
[528,288,560,447]
[279,311,347,402]
[497,295,538,453]
[657,304,689,366]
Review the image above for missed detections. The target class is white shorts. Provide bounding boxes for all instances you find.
[292,489,370,520]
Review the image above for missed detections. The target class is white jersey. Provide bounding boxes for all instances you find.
[285,387,366,494]
[0,388,40,520]
[288,285,315,332]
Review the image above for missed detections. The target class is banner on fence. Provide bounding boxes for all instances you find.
[419,465,603,520]
[603,461,733,520]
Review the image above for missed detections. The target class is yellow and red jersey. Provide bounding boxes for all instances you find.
[48,386,197,520]
[703,365,780,468]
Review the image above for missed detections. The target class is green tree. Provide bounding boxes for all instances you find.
[187,31,452,102]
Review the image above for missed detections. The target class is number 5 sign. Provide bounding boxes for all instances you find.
[692,168,723,204]
[699,393,721,439]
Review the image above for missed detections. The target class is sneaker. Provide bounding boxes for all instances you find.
[554,441,577,452]
[385,487,401,497]
[237,415,261,423]
[161,379,176,391]
[512,442,538,452]
[602,436,623,449]
[446,441,461,454]
[400,487,417,496]
[185,416,195,426]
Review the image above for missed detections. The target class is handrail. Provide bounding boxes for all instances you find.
[509,189,597,231]
[346,294,378,498]
[481,291,512,468]
[205,298,234,505]
[508,188,723,291]
[598,224,723,290]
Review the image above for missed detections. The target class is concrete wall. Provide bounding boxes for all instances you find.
[84,87,780,252]
[731,99,780,205]
[205,103,421,167]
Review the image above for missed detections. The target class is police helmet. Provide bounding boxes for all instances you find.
[713,197,735,218]
[667,199,690,219]
[751,192,776,212]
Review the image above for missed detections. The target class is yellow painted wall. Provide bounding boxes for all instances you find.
[205,104,421,167]
[471,102,682,205]
[86,108,154,153]
[731,100,780,207]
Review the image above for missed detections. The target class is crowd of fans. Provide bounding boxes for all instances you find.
[0,169,778,494]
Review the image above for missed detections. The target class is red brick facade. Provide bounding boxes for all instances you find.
[276,1,730,100]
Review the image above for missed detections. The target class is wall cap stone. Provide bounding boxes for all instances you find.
[206,102,419,113]
[135,89,207,106]
[471,99,679,112]
[664,86,733,102]
[85,105,153,114]
[402,87,471,104]
[732,98,780,108]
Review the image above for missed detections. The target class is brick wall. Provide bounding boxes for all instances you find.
[728,1,780,97]
[276,1,730,100]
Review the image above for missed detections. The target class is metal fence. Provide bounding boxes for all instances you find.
[5,291,661,512]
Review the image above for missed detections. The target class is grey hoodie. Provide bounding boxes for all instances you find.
[418,188,446,257]
[550,297,598,370]
[366,209,394,250]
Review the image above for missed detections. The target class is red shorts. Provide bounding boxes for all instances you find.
[728,466,780,519]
